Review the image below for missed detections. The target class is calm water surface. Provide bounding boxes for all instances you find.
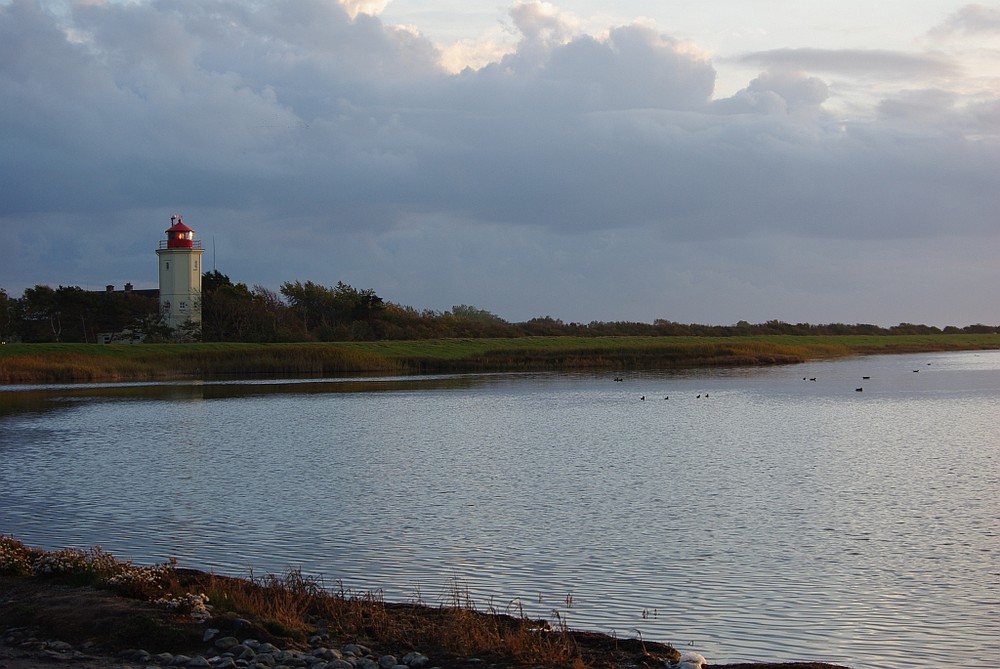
[2,351,999,669]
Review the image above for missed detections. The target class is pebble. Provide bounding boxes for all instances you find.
[355,657,379,669]
[325,660,354,669]
[1,625,443,669]
[402,652,429,667]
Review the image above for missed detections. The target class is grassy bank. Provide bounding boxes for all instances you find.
[0,536,670,668]
[2,334,999,384]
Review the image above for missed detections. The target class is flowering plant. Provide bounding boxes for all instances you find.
[154,591,211,619]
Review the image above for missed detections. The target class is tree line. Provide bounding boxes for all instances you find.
[2,273,997,344]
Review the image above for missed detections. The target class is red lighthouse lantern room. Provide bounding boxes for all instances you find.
[164,214,195,249]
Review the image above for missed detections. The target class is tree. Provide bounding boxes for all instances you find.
[174,318,203,343]
[202,269,233,293]
[279,280,386,341]
[18,285,60,342]
[202,277,254,341]
[448,304,505,323]
[202,272,293,342]
[0,288,15,342]
[8,284,160,343]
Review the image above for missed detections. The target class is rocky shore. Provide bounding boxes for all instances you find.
[2,623,431,669]
[1,534,854,669]
[0,575,853,669]
[0,627,852,669]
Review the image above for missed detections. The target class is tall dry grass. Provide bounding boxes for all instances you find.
[0,353,157,384]
[411,339,851,371]
[6,334,996,384]
[191,570,584,666]
[0,536,593,667]
[0,344,401,384]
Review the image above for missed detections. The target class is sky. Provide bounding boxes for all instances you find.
[1,0,999,326]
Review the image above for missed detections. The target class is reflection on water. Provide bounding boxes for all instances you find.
[0,373,494,407]
[2,352,999,669]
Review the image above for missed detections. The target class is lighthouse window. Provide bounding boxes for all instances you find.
[179,302,187,311]
[165,262,170,270]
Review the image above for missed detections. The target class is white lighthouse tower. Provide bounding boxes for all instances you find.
[156,214,204,333]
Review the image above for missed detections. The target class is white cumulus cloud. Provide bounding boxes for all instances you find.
[1,0,999,326]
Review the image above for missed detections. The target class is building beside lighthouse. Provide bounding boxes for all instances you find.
[156,214,204,333]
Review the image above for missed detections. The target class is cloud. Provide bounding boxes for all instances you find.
[1,0,999,326]
[929,3,1000,36]
[546,24,715,111]
[509,1,579,46]
[339,0,390,20]
[713,70,828,114]
[738,48,959,79]
[876,89,960,124]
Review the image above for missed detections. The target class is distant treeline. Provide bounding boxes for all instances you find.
[0,285,161,344]
[2,272,998,344]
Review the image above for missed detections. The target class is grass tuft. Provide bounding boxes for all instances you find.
[4,334,999,383]
[1,536,617,667]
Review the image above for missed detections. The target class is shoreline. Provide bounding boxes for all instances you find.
[2,334,999,384]
[0,538,853,669]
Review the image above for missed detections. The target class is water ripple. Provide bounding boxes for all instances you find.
[2,353,1000,668]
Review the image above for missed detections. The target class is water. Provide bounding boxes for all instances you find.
[2,351,999,668]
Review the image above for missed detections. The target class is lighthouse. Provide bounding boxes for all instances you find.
[156,214,204,333]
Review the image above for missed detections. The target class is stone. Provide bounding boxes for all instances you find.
[216,637,241,651]
[125,649,152,663]
[343,644,371,657]
[253,653,277,667]
[282,652,310,667]
[324,660,354,669]
[241,647,259,661]
[41,649,69,660]
[377,655,397,669]
[229,645,255,660]
[402,653,429,668]
[187,656,212,667]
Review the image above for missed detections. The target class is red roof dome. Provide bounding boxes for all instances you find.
[164,214,196,249]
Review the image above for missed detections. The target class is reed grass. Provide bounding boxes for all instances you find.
[0,536,600,667]
[2,334,998,384]
[175,570,587,665]
[0,343,400,384]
